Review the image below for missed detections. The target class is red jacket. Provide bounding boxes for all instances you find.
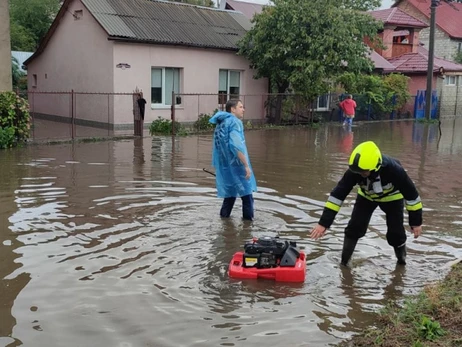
[340,99,357,116]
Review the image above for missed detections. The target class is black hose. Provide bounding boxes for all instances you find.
[203,168,216,177]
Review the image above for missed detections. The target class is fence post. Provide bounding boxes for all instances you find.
[171,91,176,136]
[107,93,110,136]
[71,89,75,139]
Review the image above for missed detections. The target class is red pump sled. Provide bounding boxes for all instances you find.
[228,236,306,283]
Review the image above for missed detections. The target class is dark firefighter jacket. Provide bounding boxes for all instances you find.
[319,155,423,229]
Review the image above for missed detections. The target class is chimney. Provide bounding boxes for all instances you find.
[219,0,227,10]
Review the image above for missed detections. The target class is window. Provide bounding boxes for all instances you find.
[218,69,240,104]
[445,75,457,86]
[151,67,181,106]
[32,74,37,88]
[316,93,330,110]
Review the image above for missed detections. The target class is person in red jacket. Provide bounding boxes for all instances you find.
[339,94,357,126]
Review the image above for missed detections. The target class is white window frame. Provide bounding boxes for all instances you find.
[445,75,457,86]
[314,93,330,111]
[151,67,181,108]
[218,69,241,104]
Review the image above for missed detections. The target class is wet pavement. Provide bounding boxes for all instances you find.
[1,119,462,347]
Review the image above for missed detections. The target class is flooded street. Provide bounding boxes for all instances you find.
[1,119,462,347]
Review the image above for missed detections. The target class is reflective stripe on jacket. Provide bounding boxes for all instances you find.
[319,155,422,228]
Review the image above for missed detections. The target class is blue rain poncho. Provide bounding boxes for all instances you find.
[209,111,257,198]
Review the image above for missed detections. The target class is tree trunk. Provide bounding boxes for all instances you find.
[274,83,288,125]
[0,0,12,91]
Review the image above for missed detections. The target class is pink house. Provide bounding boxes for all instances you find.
[24,0,268,130]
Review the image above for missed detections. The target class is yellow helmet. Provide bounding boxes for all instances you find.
[348,141,382,173]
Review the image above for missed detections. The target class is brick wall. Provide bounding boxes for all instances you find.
[396,1,462,62]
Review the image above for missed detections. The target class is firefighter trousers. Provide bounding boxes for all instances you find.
[345,194,406,247]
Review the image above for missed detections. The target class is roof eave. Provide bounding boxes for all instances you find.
[108,37,240,52]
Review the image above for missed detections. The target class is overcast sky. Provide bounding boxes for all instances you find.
[226,0,395,9]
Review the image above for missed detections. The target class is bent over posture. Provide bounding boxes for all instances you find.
[310,141,423,266]
[209,99,257,220]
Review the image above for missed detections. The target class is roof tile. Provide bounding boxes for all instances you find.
[395,0,462,39]
[369,7,428,28]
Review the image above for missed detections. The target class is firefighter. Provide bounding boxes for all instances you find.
[310,141,423,266]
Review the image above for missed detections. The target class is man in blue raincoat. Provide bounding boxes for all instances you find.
[209,99,257,220]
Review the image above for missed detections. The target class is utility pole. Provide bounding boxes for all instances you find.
[424,0,438,120]
[0,0,12,91]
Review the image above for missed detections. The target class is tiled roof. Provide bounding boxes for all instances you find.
[369,7,428,28]
[387,45,462,73]
[82,0,250,50]
[394,0,462,39]
[225,0,264,19]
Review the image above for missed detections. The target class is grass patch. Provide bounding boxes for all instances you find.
[338,262,462,347]
[415,118,440,124]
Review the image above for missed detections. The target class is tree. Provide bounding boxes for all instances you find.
[167,0,215,7]
[238,0,383,123]
[11,56,23,87]
[454,51,462,64]
[9,0,61,51]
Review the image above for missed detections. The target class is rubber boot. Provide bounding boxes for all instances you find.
[394,244,407,265]
[341,237,358,267]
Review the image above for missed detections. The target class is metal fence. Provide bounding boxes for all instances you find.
[13,90,417,141]
[172,92,415,131]
[17,90,139,141]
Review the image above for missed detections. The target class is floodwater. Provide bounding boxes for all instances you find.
[1,119,462,347]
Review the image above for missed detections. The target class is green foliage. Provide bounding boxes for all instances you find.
[0,127,16,149]
[9,0,61,51]
[416,315,445,341]
[193,109,218,131]
[336,72,411,115]
[454,51,462,64]
[149,117,186,136]
[0,92,31,148]
[11,57,26,90]
[238,0,382,122]
[340,0,381,10]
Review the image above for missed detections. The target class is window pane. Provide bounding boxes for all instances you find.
[229,87,240,99]
[151,68,162,103]
[317,94,329,109]
[165,68,180,105]
[219,70,228,92]
[229,71,240,88]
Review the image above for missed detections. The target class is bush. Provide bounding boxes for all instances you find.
[193,109,219,131]
[149,117,186,135]
[193,113,215,131]
[0,127,16,149]
[0,91,31,148]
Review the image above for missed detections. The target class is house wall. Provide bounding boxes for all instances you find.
[112,42,268,126]
[439,75,462,117]
[396,1,462,61]
[26,0,114,126]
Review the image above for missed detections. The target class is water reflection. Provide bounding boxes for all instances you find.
[0,120,461,346]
